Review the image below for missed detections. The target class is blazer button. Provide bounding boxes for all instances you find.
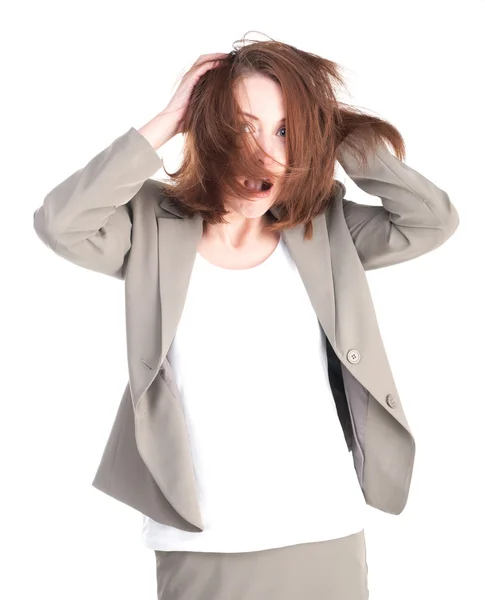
[346,349,361,364]
[386,394,397,409]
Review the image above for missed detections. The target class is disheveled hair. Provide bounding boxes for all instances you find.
[157,31,406,240]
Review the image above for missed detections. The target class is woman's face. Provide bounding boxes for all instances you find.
[222,73,287,220]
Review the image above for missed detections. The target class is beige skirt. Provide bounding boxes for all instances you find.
[154,529,369,600]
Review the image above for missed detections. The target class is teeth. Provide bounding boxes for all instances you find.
[244,179,274,191]
[245,179,263,190]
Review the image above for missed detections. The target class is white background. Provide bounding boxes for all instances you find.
[3,1,484,598]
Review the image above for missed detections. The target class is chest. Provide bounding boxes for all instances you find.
[196,231,281,270]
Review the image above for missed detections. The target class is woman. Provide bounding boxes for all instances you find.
[33,35,459,600]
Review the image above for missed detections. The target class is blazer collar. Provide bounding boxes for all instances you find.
[155,189,343,377]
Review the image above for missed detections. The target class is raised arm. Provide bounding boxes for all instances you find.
[337,139,459,271]
[32,53,228,280]
[32,125,165,279]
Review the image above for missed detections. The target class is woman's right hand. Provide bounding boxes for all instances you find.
[162,53,229,136]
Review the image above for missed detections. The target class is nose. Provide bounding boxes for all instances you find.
[255,139,278,168]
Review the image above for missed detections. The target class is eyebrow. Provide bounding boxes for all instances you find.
[243,112,285,124]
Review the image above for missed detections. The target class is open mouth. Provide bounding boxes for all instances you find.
[244,178,274,191]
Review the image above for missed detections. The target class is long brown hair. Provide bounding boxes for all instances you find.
[157,32,406,240]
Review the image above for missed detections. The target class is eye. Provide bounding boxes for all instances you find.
[242,123,286,138]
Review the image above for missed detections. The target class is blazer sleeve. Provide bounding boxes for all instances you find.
[337,139,460,271]
[33,127,164,279]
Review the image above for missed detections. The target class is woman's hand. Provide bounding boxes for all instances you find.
[162,53,228,136]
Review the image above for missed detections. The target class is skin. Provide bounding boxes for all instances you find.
[201,73,287,253]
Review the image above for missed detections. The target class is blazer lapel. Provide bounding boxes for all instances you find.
[155,202,337,385]
[155,191,411,434]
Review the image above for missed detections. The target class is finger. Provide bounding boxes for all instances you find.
[197,52,228,64]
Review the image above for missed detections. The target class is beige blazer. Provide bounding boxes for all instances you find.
[33,126,459,532]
